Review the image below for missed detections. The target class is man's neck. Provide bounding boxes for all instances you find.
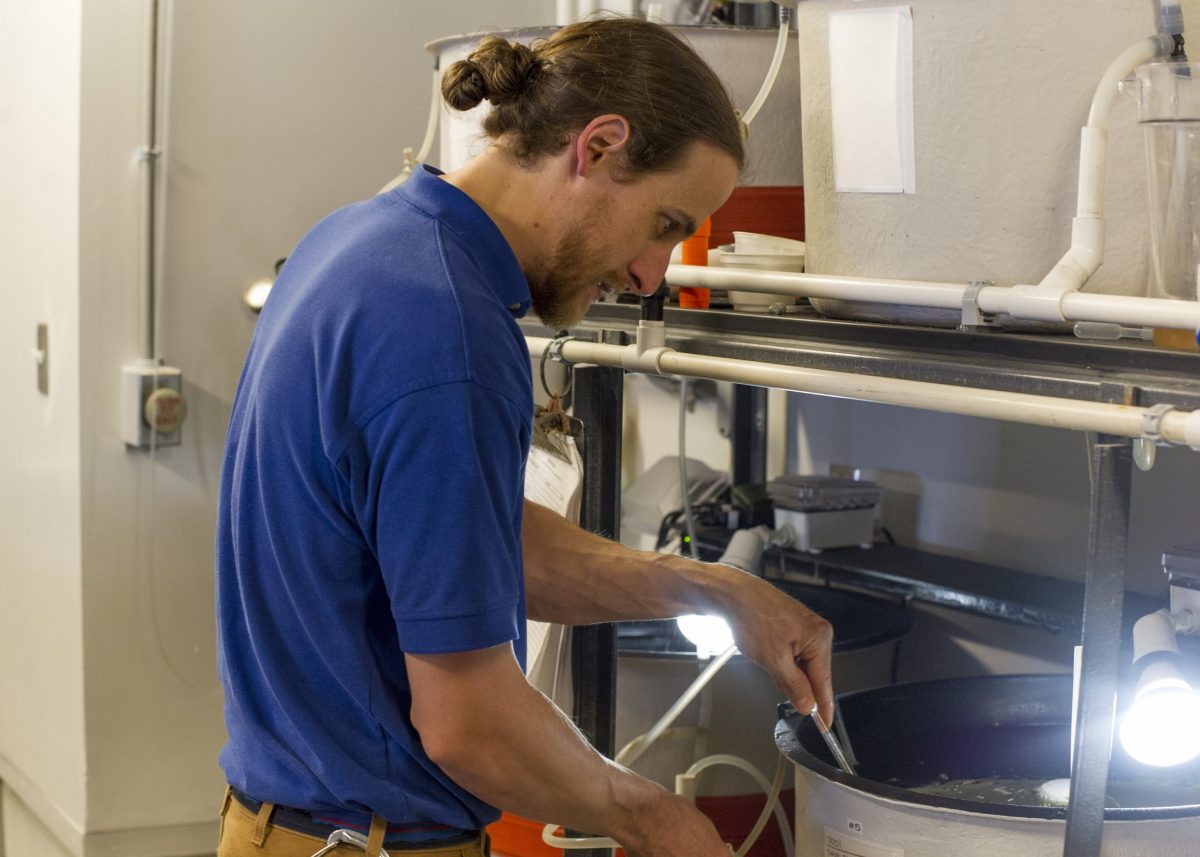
[441,146,565,275]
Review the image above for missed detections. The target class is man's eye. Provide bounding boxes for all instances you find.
[660,217,680,236]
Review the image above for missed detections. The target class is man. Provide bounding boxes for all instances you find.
[216,18,832,857]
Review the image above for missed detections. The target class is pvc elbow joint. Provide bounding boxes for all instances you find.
[1132,609,1182,663]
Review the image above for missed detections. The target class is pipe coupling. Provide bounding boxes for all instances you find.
[621,344,671,375]
[1141,403,1177,444]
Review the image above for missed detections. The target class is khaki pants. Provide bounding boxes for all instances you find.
[217,789,490,857]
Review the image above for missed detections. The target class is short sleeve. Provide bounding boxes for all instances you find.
[340,380,529,654]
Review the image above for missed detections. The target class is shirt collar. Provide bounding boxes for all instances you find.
[397,165,532,318]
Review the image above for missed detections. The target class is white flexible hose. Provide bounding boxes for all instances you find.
[616,644,739,768]
[680,754,793,857]
[541,825,621,851]
[741,7,791,127]
[544,644,739,851]
[732,755,790,857]
[615,725,705,762]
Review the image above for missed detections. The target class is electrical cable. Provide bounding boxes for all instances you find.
[679,379,701,559]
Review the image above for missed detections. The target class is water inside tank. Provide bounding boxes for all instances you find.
[776,675,1200,820]
[909,775,1200,810]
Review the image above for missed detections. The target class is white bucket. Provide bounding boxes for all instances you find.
[721,232,804,312]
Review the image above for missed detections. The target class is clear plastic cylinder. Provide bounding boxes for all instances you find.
[1134,62,1200,300]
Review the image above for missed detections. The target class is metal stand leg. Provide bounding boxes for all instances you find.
[732,384,767,486]
[1063,439,1132,857]
[569,365,624,857]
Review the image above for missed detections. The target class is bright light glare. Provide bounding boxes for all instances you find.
[676,614,735,659]
[1119,677,1200,767]
[243,278,274,312]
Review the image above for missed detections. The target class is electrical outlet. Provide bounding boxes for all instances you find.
[122,361,186,449]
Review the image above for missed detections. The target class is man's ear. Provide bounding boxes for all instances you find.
[572,114,632,177]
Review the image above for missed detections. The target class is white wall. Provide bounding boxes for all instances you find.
[0,0,88,848]
[2,2,555,856]
[797,0,1165,295]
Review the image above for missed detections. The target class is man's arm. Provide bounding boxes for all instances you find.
[522,498,835,723]
[406,643,728,857]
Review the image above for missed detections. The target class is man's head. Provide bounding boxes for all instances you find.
[441,19,744,327]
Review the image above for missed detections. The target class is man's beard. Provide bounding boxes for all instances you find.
[527,214,613,330]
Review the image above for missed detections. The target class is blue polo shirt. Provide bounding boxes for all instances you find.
[216,165,533,834]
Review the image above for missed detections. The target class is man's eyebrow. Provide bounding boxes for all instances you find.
[666,208,697,237]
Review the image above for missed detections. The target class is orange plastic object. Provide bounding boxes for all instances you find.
[486,813,563,857]
[485,792,796,857]
[681,217,712,265]
[679,217,713,309]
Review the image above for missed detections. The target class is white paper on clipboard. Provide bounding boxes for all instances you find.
[523,435,583,713]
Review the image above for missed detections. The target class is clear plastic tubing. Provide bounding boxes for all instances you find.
[741,5,791,127]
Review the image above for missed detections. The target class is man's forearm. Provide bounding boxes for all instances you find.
[522,498,743,626]
[521,498,836,724]
[405,644,727,856]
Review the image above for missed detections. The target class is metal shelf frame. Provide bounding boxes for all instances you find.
[527,304,1200,857]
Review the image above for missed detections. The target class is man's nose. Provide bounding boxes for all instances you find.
[628,245,675,297]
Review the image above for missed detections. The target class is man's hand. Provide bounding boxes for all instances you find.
[620,790,730,857]
[715,571,834,726]
[407,644,731,857]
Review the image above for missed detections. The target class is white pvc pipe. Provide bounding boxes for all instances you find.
[1009,35,1172,321]
[696,35,1196,330]
[666,265,966,309]
[663,264,1200,331]
[1057,290,1200,330]
[526,336,1200,448]
[1088,36,1170,129]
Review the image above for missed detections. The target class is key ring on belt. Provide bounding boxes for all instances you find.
[309,828,390,857]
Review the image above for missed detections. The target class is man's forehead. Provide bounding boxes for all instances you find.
[658,147,738,221]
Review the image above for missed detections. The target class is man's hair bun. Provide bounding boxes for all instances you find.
[442,37,541,111]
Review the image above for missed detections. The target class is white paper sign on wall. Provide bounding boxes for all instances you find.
[828,6,916,194]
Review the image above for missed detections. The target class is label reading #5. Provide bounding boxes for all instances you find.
[824,827,903,857]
